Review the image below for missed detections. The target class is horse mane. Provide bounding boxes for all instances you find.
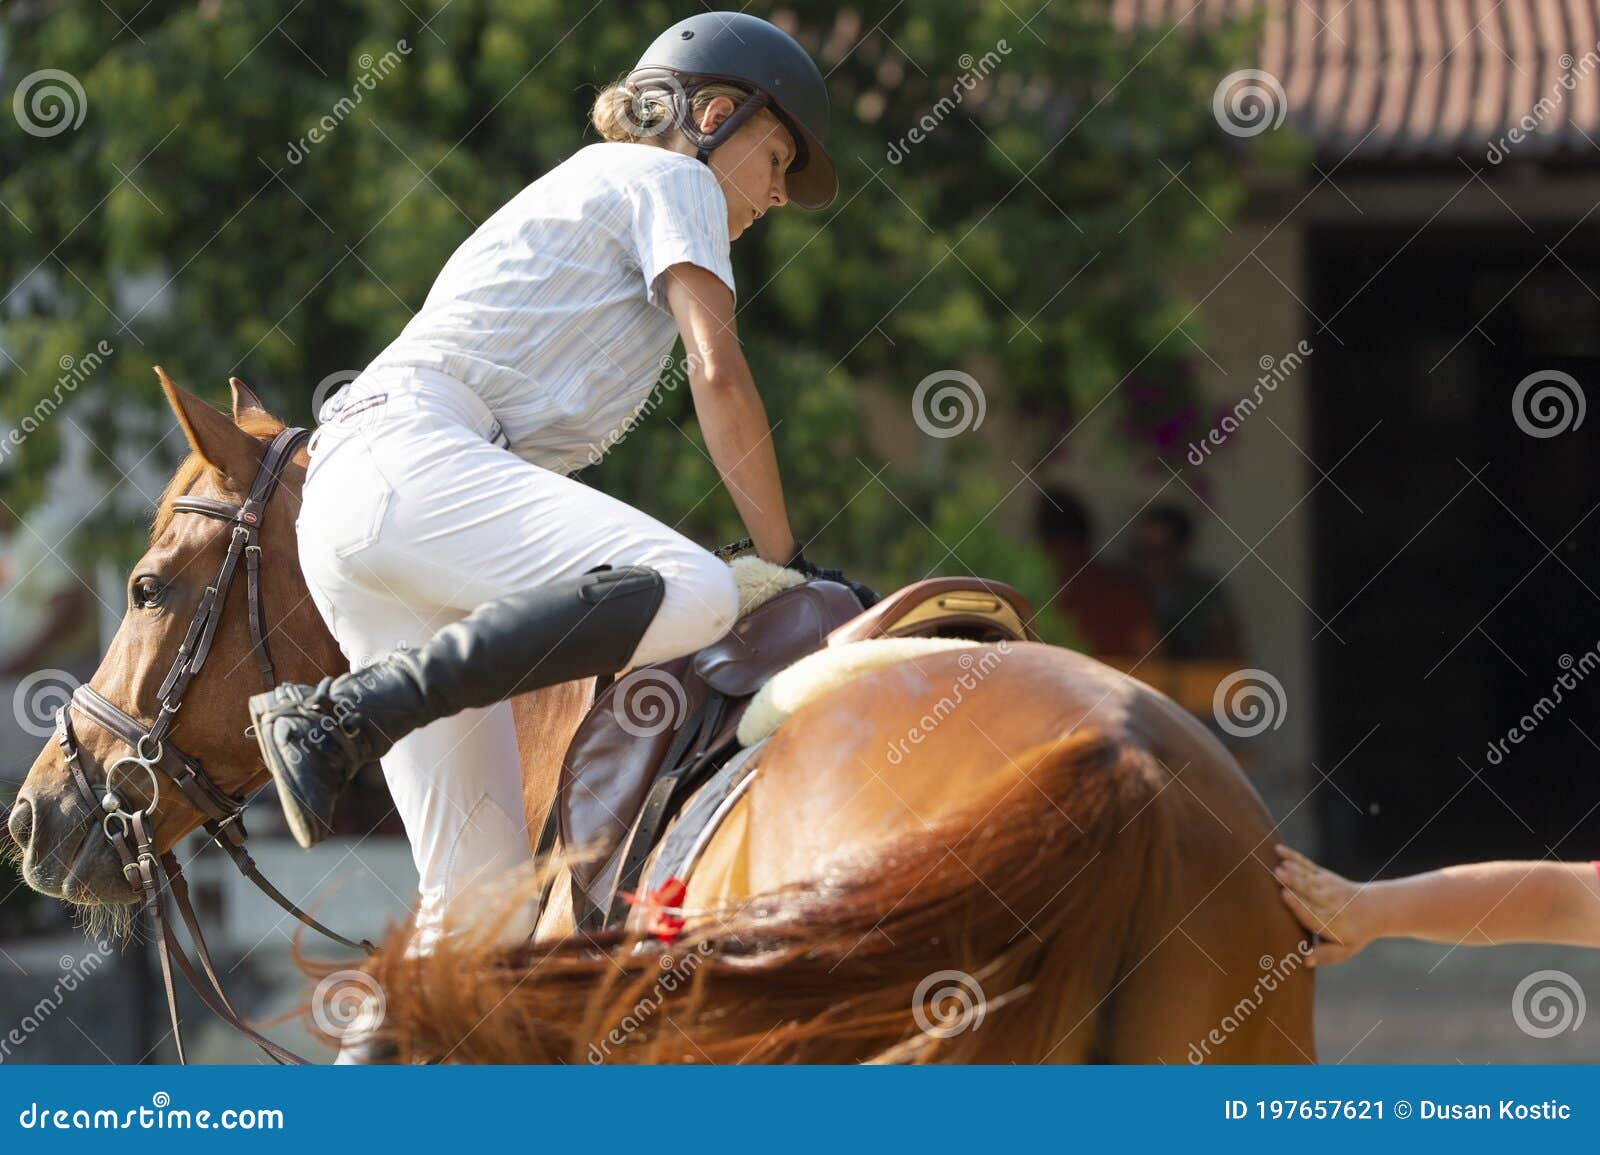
[351,725,1180,1064]
[151,410,286,540]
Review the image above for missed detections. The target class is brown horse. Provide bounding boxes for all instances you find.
[7,378,1315,1064]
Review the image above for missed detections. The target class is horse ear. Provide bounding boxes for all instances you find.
[156,367,263,481]
[228,376,271,424]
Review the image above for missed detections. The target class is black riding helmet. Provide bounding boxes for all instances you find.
[626,11,837,210]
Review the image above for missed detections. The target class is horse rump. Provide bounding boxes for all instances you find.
[356,724,1178,1064]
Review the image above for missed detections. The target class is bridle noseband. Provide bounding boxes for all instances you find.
[53,425,374,1066]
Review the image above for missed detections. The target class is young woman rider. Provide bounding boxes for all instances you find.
[247,12,845,946]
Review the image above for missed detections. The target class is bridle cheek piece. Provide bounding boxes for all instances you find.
[53,426,374,1066]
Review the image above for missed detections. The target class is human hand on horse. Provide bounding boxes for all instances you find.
[1273,844,1374,967]
[1277,843,1600,963]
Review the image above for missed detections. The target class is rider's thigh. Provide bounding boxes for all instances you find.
[354,434,741,665]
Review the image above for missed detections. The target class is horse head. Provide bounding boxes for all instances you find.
[6,370,343,922]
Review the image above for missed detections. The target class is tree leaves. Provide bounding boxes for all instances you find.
[1,0,1296,636]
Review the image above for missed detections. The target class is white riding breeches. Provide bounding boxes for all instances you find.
[294,368,740,950]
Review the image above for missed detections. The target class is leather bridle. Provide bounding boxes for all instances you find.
[53,425,374,1065]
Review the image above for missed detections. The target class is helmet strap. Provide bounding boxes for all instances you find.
[669,83,771,166]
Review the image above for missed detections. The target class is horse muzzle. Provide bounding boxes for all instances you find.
[5,791,132,904]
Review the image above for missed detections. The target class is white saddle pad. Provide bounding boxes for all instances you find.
[737,636,984,747]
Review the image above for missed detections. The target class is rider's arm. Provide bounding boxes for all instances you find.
[662,261,797,566]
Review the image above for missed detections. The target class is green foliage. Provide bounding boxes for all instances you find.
[0,0,1294,641]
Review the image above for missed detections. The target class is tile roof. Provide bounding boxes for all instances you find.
[1113,0,1600,159]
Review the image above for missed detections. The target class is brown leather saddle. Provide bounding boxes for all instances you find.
[547,575,1038,932]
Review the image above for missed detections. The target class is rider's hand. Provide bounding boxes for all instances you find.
[1273,843,1375,967]
[784,548,838,581]
[785,549,880,608]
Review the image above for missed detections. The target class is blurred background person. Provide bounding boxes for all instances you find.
[1035,486,1159,660]
[1132,504,1244,662]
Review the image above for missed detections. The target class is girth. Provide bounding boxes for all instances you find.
[55,425,374,1066]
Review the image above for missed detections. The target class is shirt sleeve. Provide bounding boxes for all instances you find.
[628,157,736,311]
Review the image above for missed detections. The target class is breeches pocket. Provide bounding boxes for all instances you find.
[300,428,395,562]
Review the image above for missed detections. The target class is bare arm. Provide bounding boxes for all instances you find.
[1369,860,1600,947]
[661,262,796,565]
[1275,845,1600,965]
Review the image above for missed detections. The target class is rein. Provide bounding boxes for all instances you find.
[54,425,375,1065]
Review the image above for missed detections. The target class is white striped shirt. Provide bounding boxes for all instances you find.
[364,142,736,474]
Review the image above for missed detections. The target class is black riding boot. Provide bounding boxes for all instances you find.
[248,565,665,849]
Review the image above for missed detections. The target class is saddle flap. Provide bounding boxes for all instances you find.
[559,654,704,892]
[559,579,862,913]
[691,579,864,695]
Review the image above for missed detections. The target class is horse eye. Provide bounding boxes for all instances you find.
[132,576,163,608]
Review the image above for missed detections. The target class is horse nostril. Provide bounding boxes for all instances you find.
[5,796,31,852]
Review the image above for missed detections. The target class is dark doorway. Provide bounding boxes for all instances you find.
[1310,222,1600,877]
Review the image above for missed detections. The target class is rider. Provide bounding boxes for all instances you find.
[248,12,841,945]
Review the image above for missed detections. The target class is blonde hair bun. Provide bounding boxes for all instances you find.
[589,78,763,146]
